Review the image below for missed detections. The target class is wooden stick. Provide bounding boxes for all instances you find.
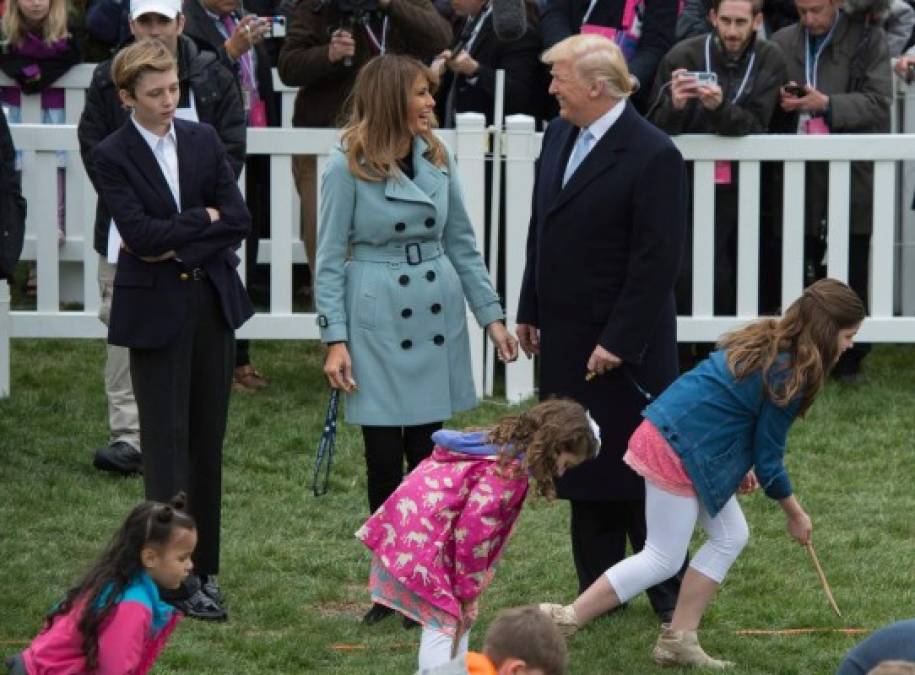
[735,628,867,637]
[806,542,842,617]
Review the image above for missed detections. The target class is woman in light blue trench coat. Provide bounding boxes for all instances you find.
[315,55,518,626]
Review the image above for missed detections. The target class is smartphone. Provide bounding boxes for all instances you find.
[682,71,717,86]
[784,83,808,97]
[261,15,287,38]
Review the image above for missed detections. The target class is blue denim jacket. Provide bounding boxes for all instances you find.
[643,350,802,517]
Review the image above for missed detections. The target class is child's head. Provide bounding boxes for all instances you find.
[47,494,195,670]
[719,278,864,414]
[112,39,179,130]
[488,399,599,498]
[482,606,568,675]
[2,0,68,46]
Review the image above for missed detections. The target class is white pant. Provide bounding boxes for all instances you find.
[418,626,470,670]
[606,481,749,603]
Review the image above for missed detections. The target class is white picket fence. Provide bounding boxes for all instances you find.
[2,65,915,400]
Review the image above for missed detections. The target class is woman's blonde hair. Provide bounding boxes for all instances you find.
[718,278,865,415]
[111,39,176,97]
[340,54,447,182]
[3,0,69,46]
[541,34,636,100]
[488,399,599,499]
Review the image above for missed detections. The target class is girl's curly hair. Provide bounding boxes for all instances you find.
[487,399,599,499]
[46,493,195,672]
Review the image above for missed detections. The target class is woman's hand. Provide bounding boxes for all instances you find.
[323,342,357,393]
[487,321,518,363]
[787,510,812,545]
[738,469,759,494]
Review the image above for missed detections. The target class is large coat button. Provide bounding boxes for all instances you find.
[425,217,435,228]
[399,274,410,286]
[401,308,413,318]
[433,334,445,345]
[430,303,441,314]
[401,339,413,350]
[395,222,406,232]
[426,270,436,282]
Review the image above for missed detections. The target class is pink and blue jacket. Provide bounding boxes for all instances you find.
[357,430,529,625]
[21,571,180,675]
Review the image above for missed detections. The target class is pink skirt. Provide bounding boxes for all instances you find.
[624,419,695,497]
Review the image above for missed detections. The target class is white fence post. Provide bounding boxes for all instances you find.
[455,113,488,399]
[503,114,537,403]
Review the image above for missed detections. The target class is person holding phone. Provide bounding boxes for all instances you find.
[646,0,786,370]
[770,0,891,381]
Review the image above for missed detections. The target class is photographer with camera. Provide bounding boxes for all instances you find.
[647,0,786,369]
[277,0,451,301]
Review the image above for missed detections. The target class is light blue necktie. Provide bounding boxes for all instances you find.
[562,128,593,187]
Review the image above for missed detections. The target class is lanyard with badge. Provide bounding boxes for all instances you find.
[363,16,389,54]
[705,34,756,185]
[800,15,839,135]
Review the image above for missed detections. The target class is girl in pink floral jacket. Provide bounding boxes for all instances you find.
[356,399,600,670]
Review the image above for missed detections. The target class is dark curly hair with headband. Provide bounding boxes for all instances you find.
[44,493,195,671]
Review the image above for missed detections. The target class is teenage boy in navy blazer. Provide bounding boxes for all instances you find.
[91,38,253,621]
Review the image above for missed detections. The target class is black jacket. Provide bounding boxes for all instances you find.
[93,118,253,348]
[182,0,279,127]
[517,104,686,500]
[0,108,25,281]
[78,35,246,256]
[0,27,81,94]
[436,10,545,125]
[648,34,788,135]
[540,0,677,105]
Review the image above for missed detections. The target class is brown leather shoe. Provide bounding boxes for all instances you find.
[233,365,269,392]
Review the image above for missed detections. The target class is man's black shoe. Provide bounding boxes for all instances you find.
[172,589,228,621]
[92,442,142,476]
[201,575,223,604]
[362,603,394,625]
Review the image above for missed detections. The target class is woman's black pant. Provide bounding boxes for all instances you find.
[361,422,442,513]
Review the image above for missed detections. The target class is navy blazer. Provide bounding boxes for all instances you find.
[92,118,253,349]
[517,102,687,500]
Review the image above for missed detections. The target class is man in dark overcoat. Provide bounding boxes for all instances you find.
[516,33,687,622]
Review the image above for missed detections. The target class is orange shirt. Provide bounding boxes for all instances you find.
[466,652,498,675]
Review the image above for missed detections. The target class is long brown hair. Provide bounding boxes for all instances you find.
[488,399,599,499]
[339,54,447,182]
[2,0,69,46]
[718,278,865,415]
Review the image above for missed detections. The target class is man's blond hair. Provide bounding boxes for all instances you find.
[111,39,177,97]
[541,34,635,99]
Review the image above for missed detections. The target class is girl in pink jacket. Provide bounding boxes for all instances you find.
[356,399,600,670]
[5,494,196,675]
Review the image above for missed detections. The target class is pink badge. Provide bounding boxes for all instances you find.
[714,161,732,185]
[248,100,268,128]
[804,116,830,135]
[581,24,618,40]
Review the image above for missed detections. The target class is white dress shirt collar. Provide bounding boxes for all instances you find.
[582,98,626,145]
[131,115,177,151]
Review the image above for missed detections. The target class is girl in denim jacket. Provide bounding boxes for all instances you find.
[539,278,865,669]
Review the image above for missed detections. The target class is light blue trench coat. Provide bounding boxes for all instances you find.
[315,137,503,426]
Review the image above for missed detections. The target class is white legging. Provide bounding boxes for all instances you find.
[418,626,470,670]
[605,481,750,604]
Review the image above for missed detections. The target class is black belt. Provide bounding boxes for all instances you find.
[179,268,207,281]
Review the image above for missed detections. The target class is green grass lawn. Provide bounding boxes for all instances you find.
[1,340,914,674]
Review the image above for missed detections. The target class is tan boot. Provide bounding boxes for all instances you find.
[653,625,734,669]
[538,603,579,638]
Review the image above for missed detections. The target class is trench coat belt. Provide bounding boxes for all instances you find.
[350,241,444,265]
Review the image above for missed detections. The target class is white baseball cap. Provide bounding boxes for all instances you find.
[130,0,181,20]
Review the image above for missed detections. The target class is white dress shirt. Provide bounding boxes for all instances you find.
[563,98,627,179]
[131,115,181,209]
